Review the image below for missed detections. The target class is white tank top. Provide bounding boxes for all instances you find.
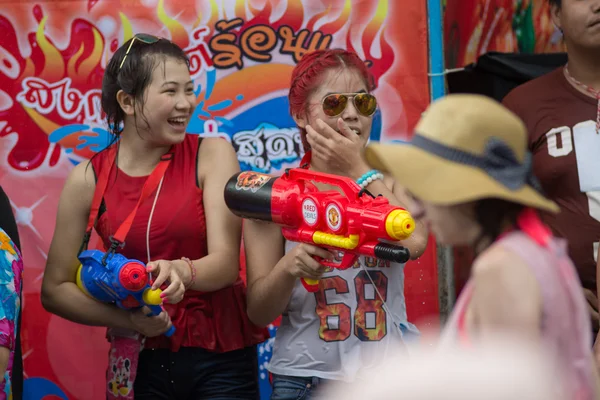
[267,240,419,382]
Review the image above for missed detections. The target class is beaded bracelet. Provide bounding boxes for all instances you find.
[357,169,384,189]
[181,257,196,289]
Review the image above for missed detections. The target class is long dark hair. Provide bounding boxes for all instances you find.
[548,0,561,8]
[472,199,524,253]
[99,36,190,149]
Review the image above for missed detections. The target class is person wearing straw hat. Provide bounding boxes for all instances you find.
[365,94,599,399]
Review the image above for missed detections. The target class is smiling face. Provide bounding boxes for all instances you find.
[117,55,196,147]
[552,0,600,49]
[132,56,196,145]
[294,68,374,149]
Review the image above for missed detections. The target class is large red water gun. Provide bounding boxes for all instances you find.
[224,168,415,292]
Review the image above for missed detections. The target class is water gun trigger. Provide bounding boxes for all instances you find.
[301,278,320,292]
[313,252,356,270]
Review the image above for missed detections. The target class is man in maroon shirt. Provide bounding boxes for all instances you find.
[502,0,600,362]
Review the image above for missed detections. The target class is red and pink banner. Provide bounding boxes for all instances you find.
[0,1,435,398]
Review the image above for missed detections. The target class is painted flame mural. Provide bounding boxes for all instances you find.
[0,0,434,398]
[444,0,566,69]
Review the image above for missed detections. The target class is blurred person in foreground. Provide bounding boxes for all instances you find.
[321,338,565,400]
[364,94,599,399]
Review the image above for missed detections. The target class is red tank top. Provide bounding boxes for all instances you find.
[90,134,269,352]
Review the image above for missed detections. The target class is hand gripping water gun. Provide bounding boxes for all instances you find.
[224,168,415,292]
[76,249,175,337]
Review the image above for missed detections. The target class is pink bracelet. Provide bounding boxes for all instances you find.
[181,257,196,289]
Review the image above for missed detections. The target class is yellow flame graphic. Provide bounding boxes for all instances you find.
[234,0,246,19]
[22,106,60,135]
[374,0,388,20]
[66,27,102,81]
[194,0,220,29]
[120,12,134,43]
[18,58,35,81]
[366,0,388,36]
[307,2,332,31]
[66,45,85,78]
[78,27,103,79]
[341,0,352,20]
[373,0,388,35]
[320,0,351,33]
[36,16,65,83]
[157,0,187,45]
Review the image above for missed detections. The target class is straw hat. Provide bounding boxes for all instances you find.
[365,94,559,213]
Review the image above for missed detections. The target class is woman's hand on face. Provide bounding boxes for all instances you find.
[145,259,187,304]
[305,118,370,178]
[281,243,336,280]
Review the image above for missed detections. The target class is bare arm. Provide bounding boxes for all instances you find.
[41,161,134,330]
[243,220,295,327]
[180,138,243,292]
[244,218,334,327]
[469,247,542,343]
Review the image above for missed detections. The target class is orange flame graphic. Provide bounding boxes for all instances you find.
[306,3,333,32]
[273,0,304,33]
[319,0,352,34]
[67,28,104,85]
[2,0,396,172]
[231,0,393,82]
[36,17,64,84]
[157,0,189,49]
[1,5,111,171]
[235,0,247,20]
[193,0,220,31]
[355,0,394,82]
[248,0,272,22]
[119,12,134,43]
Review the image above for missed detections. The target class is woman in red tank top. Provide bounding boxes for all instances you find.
[41,34,268,399]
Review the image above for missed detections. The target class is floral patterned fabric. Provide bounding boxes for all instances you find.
[0,229,23,400]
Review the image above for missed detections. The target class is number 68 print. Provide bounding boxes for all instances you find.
[314,270,388,342]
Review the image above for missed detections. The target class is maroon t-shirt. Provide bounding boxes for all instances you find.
[503,67,599,294]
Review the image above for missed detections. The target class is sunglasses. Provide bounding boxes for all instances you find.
[321,93,377,117]
[119,33,160,70]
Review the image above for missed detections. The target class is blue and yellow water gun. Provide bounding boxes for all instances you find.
[76,249,175,337]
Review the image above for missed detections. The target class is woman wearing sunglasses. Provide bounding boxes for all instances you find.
[243,49,429,399]
[41,34,267,399]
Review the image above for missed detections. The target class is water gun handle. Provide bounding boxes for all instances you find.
[300,253,358,293]
[286,168,359,201]
[142,288,175,337]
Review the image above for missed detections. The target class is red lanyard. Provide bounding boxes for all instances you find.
[564,64,600,133]
[299,150,312,169]
[80,145,173,262]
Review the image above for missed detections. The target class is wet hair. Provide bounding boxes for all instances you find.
[288,49,375,153]
[472,199,524,253]
[101,36,190,143]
